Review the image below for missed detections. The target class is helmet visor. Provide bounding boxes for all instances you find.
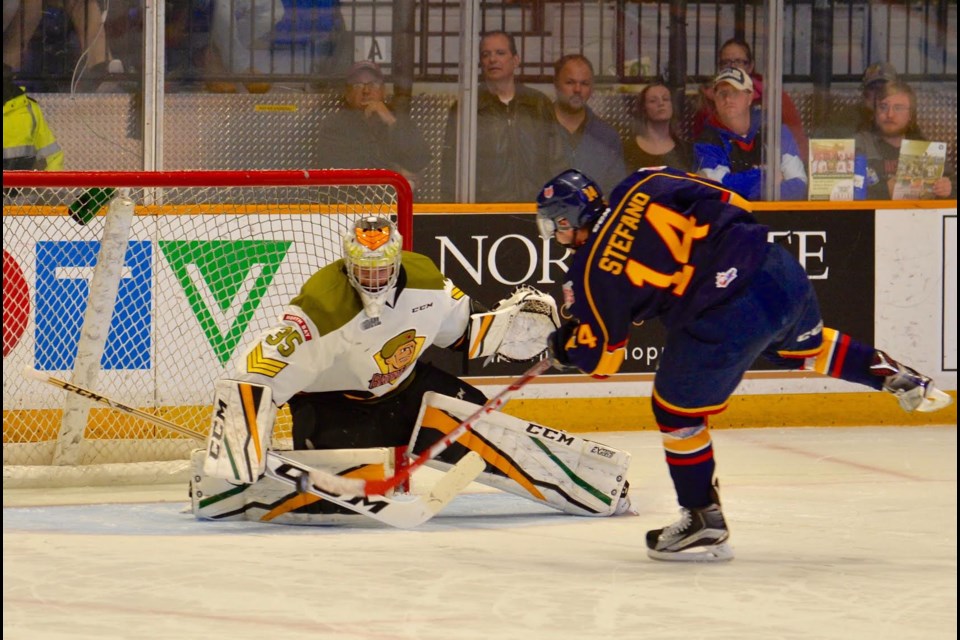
[536,214,574,241]
[536,215,557,240]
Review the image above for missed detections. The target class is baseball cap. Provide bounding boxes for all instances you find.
[346,60,384,84]
[861,62,897,89]
[713,67,753,93]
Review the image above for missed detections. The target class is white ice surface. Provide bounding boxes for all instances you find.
[3,426,957,640]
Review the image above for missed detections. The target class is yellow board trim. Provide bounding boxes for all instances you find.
[502,391,957,431]
[3,390,954,445]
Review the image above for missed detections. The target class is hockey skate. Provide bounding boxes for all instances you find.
[646,503,733,562]
[871,351,953,413]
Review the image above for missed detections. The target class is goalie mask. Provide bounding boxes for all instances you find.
[343,216,403,317]
[536,170,608,244]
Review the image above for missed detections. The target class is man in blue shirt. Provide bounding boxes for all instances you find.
[695,68,807,200]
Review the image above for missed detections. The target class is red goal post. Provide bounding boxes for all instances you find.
[3,169,413,487]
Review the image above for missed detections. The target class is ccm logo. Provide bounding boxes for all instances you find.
[590,445,614,458]
[412,303,434,313]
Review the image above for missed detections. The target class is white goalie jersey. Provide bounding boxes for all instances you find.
[227,251,473,405]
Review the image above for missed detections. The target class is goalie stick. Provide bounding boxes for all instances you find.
[274,358,554,497]
[23,367,485,529]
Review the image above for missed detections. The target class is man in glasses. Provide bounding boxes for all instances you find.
[855,81,955,200]
[316,60,430,193]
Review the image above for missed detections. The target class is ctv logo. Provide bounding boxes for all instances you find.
[3,240,290,370]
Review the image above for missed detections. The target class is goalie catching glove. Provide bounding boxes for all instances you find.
[203,379,278,484]
[468,286,560,363]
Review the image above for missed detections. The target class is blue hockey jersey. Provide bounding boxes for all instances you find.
[559,167,771,376]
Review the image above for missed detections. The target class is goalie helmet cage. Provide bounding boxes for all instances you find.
[3,169,413,488]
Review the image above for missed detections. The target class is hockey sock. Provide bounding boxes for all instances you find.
[653,401,716,509]
[803,327,883,390]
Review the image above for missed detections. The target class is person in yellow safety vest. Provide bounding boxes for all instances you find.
[3,64,63,171]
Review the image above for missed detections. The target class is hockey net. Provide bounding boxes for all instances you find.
[3,170,412,487]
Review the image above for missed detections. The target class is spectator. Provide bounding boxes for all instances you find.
[695,68,807,200]
[3,64,63,171]
[205,0,285,93]
[3,1,124,89]
[693,37,808,164]
[854,81,954,200]
[315,60,430,193]
[623,81,694,173]
[814,62,898,139]
[548,53,625,195]
[440,30,554,202]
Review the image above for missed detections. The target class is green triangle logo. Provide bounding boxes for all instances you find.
[160,240,291,364]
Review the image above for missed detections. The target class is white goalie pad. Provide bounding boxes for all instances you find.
[410,392,631,516]
[202,379,278,484]
[191,447,394,524]
[468,286,561,363]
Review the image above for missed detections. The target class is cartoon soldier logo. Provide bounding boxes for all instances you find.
[369,329,425,389]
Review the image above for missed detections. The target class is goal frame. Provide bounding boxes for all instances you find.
[4,169,414,245]
[3,169,414,487]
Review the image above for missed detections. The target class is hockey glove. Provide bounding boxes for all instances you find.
[548,321,581,373]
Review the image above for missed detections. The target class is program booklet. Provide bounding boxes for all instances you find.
[808,139,856,201]
[891,140,947,199]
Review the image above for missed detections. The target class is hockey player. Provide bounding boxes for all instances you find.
[535,167,952,562]
[196,215,634,523]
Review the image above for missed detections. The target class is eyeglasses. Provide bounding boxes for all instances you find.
[349,81,382,91]
[877,103,910,114]
[719,58,751,69]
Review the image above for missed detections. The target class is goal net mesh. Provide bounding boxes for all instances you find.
[3,170,411,487]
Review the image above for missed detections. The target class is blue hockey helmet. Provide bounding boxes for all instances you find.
[535,170,607,240]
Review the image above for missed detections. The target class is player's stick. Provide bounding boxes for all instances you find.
[291,358,553,497]
[24,367,485,529]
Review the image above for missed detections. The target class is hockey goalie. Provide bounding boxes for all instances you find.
[192,216,634,525]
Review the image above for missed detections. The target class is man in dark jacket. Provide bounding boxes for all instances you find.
[441,31,555,202]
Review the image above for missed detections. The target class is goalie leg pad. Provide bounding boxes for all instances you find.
[203,379,278,484]
[191,447,393,524]
[410,392,631,516]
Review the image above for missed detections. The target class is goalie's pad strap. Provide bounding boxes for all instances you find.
[192,448,392,524]
[203,379,278,484]
[410,392,630,516]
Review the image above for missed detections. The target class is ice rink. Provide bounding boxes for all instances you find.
[3,425,956,640]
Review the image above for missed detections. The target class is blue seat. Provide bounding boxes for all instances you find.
[272,0,343,48]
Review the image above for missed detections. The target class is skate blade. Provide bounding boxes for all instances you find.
[647,542,734,563]
[916,388,953,413]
